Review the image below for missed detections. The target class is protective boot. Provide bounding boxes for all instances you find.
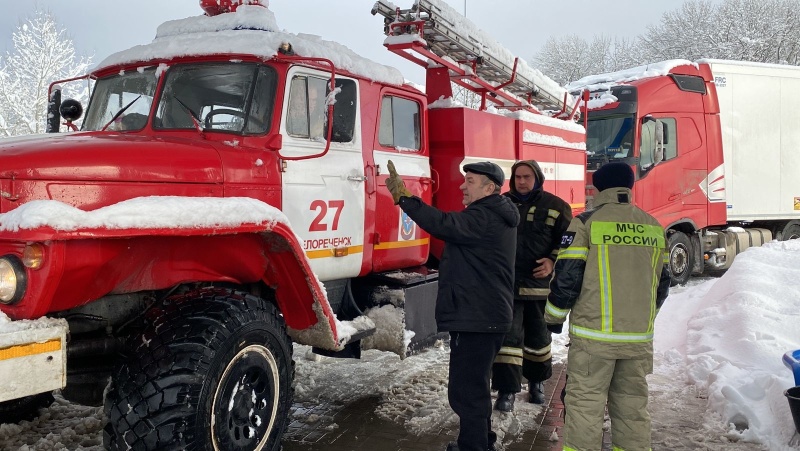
[493,392,515,412]
[529,381,545,404]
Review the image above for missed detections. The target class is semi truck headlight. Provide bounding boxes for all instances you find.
[0,257,27,304]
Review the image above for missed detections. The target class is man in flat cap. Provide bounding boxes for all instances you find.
[385,160,519,451]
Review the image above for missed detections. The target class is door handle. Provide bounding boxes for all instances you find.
[347,175,367,182]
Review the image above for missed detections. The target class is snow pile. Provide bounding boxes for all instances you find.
[655,239,800,450]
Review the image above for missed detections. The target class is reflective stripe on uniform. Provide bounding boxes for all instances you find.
[523,344,552,363]
[519,287,550,296]
[526,206,536,222]
[545,301,569,319]
[598,244,612,331]
[648,247,660,331]
[570,324,654,342]
[495,346,523,366]
[545,208,560,226]
[590,221,666,248]
[498,346,523,357]
[558,247,588,260]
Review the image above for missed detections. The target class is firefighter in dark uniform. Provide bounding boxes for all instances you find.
[491,160,572,412]
[544,162,671,451]
[385,160,519,451]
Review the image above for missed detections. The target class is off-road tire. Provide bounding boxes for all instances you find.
[103,288,294,451]
[0,392,54,424]
[668,231,693,286]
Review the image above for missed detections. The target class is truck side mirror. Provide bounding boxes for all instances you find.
[46,89,62,133]
[60,99,84,122]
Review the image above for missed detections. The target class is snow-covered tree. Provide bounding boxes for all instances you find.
[0,9,91,137]
[640,0,800,64]
[533,35,644,86]
[534,0,800,85]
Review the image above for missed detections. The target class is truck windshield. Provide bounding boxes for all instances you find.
[83,68,158,131]
[586,115,635,165]
[154,62,277,134]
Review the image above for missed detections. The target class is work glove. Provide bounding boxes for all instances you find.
[546,323,563,334]
[386,160,412,205]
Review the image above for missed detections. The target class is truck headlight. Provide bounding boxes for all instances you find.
[0,256,27,304]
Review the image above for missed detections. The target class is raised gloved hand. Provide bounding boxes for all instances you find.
[546,323,563,334]
[386,160,412,205]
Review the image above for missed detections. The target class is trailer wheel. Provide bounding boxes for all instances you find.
[103,288,293,451]
[781,222,800,241]
[0,392,54,424]
[668,231,693,286]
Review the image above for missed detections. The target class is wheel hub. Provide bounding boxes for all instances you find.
[212,345,279,450]
[671,245,688,274]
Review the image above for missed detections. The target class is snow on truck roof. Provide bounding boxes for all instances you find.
[95,4,405,86]
[566,59,697,93]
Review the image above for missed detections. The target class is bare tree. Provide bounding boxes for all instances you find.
[0,9,91,137]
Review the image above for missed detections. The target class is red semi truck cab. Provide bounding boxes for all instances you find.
[573,59,800,285]
[0,0,585,449]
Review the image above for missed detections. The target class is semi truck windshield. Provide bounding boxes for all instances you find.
[586,115,635,164]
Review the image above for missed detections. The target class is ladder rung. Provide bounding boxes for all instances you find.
[372,0,567,112]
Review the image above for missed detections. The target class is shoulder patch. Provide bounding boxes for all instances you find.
[560,231,576,247]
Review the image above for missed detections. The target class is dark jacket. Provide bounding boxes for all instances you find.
[398,193,520,333]
[506,161,572,300]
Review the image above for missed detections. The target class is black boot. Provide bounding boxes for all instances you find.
[493,391,515,412]
[529,381,545,404]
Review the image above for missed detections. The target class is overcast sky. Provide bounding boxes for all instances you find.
[1,0,713,86]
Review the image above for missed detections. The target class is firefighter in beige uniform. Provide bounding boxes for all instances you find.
[544,162,671,451]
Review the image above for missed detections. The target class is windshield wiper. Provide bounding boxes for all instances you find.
[173,94,204,133]
[101,95,142,131]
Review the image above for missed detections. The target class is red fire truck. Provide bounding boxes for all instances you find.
[572,59,800,285]
[0,0,584,449]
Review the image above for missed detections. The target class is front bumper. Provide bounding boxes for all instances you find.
[0,319,67,402]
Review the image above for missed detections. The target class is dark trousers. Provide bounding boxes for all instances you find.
[448,331,504,451]
[491,299,553,393]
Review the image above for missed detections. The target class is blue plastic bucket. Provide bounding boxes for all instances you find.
[783,350,800,386]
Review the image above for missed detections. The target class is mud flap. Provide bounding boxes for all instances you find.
[354,267,443,358]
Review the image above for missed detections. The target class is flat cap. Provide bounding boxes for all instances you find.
[463,161,504,187]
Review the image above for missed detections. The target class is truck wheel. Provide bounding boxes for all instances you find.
[0,392,54,424]
[103,288,293,451]
[668,231,693,286]
[781,222,800,241]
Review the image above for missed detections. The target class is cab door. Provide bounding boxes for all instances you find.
[280,68,365,282]
[636,116,680,219]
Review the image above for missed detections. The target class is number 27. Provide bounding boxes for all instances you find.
[309,200,344,232]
